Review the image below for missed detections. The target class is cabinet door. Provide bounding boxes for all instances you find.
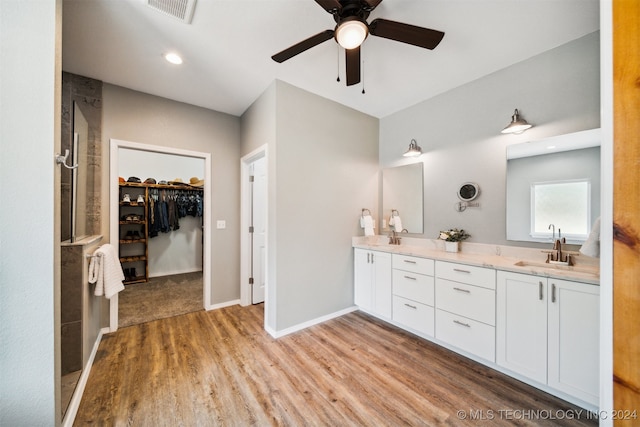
[372,251,392,318]
[496,271,547,384]
[548,279,599,406]
[354,249,373,311]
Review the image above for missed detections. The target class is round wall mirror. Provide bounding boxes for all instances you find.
[458,182,479,202]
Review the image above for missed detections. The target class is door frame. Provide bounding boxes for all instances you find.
[240,145,268,312]
[109,138,212,331]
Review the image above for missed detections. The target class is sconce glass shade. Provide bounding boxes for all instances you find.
[335,18,369,49]
[403,139,422,157]
[501,109,532,134]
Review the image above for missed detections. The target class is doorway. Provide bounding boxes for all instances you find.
[109,138,212,331]
[240,146,268,316]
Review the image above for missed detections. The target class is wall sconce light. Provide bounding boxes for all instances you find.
[501,109,533,134]
[403,139,422,157]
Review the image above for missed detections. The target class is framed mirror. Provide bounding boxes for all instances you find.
[382,163,424,233]
[506,128,600,244]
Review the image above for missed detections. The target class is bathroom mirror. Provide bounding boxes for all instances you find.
[71,102,89,242]
[506,128,600,244]
[382,163,424,233]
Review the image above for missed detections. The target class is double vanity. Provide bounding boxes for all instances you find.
[352,236,599,412]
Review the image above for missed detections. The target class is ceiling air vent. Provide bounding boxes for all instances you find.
[146,0,197,24]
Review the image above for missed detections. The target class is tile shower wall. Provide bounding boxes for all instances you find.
[61,72,102,241]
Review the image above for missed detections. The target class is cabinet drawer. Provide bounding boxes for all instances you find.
[393,296,435,337]
[435,279,495,326]
[435,309,495,362]
[393,270,434,306]
[393,254,434,276]
[435,261,496,290]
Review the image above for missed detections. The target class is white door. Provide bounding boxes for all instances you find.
[496,271,548,384]
[547,279,600,406]
[251,156,267,304]
[354,249,373,311]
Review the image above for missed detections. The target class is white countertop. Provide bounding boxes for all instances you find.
[352,236,600,285]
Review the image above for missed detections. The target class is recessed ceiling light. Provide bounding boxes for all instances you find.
[164,53,183,65]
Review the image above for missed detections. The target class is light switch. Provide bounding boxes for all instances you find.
[216,220,226,229]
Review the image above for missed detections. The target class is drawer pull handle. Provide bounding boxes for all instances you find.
[453,320,471,328]
[403,260,417,264]
[404,275,417,281]
[453,287,470,293]
[453,268,471,274]
[404,303,417,309]
[551,283,557,303]
[539,281,543,301]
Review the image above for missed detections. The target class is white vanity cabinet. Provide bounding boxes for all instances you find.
[354,249,392,318]
[434,261,497,362]
[496,271,600,407]
[392,254,435,336]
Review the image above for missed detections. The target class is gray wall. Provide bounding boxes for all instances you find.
[379,32,600,247]
[240,82,277,328]
[248,81,379,331]
[102,84,241,305]
[0,1,62,425]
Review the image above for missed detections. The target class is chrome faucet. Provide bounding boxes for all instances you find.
[548,224,555,240]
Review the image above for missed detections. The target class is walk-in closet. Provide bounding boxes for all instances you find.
[117,147,205,326]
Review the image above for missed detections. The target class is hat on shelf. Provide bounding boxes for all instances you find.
[158,180,168,185]
[169,178,184,185]
[118,177,125,183]
[144,177,156,184]
[127,176,141,183]
[189,177,204,187]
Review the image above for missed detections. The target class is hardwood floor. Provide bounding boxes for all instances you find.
[75,305,597,426]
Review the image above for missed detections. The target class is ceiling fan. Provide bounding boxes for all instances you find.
[271,0,445,86]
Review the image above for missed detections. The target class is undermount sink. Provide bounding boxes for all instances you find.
[514,260,599,278]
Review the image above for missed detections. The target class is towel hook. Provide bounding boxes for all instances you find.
[391,209,399,217]
[361,208,371,218]
[55,149,78,170]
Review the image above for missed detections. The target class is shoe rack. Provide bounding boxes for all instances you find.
[119,182,149,284]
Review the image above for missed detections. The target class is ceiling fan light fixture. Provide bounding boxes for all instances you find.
[403,139,422,157]
[501,108,533,134]
[164,52,183,65]
[335,18,368,49]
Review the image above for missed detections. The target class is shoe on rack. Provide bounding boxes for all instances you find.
[137,194,145,205]
[132,230,142,240]
[125,231,134,240]
[122,194,131,204]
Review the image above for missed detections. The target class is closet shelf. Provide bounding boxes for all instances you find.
[120,255,147,263]
[119,183,149,284]
[119,239,146,244]
[120,182,203,191]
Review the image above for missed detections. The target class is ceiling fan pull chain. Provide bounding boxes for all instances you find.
[361,58,366,94]
[336,45,341,82]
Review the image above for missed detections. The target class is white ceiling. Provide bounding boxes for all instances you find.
[62,0,599,119]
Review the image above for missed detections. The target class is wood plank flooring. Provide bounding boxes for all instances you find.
[75,305,598,426]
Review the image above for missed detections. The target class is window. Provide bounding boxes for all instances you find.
[530,179,591,242]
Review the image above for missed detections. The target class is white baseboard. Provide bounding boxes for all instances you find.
[205,299,241,311]
[62,327,109,427]
[268,306,359,339]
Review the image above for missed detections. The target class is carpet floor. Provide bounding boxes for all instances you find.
[118,271,203,328]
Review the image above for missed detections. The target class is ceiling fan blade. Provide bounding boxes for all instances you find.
[345,46,361,86]
[314,0,342,13]
[369,18,445,50]
[271,30,335,63]
[362,0,383,11]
